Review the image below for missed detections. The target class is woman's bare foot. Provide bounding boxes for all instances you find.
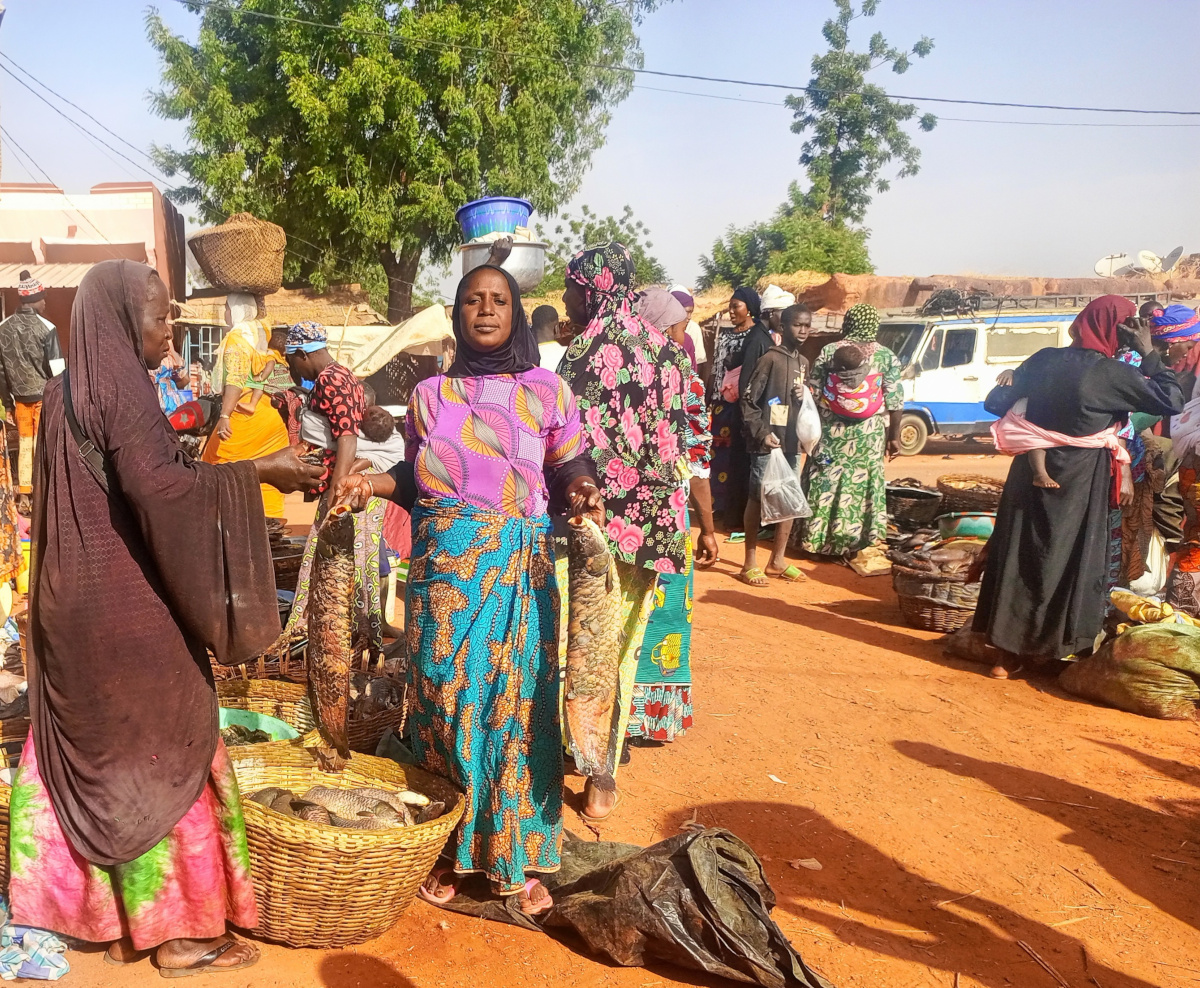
[156,936,260,976]
[515,879,554,917]
[582,778,620,822]
[989,663,1010,680]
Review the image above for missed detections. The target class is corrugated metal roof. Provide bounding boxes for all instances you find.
[0,262,94,289]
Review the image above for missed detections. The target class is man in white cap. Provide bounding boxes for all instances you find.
[0,271,63,512]
[759,284,797,345]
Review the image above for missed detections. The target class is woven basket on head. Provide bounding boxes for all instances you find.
[893,564,980,633]
[937,474,1005,514]
[188,213,286,295]
[230,742,463,948]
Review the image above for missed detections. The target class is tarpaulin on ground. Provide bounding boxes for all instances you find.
[327,304,452,378]
[440,828,835,988]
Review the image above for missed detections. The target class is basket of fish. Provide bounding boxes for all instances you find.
[217,679,317,734]
[230,741,463,948]
[889,538,984,633]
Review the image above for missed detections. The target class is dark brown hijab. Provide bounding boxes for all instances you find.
[28,259,278,865]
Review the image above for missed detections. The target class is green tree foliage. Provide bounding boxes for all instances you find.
[148,0,663,321]
[697,183,872,290]
[534,204,666,293]
[786,0,935,225]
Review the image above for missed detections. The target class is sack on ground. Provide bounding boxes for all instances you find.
[759,448,810,526]
[795,386,822,455]
[1059,623,1200,720]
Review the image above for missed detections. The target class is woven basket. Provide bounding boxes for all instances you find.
[212,648,308,683]
[230,742,463,948]
[886,486,943,529]
[893,564,980,633]
[217,680,316,734]
[188,213,286,295]
[937,474,1005,514]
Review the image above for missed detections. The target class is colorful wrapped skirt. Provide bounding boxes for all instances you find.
[8,736,256,950]
[406,498,563,895]
[629,538,694,742]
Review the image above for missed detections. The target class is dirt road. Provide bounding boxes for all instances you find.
[80,447,1200,988]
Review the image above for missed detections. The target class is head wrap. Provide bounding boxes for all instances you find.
[1151,304,1200,344]
[669,284,695,310]
[1070,295,1136,358]
[731,286,761,321]
[635,288,687,335]
[17,270,44,304]
[842,303,881,342]
[447,264,537,379]
[285,321,328,354]
[226,292,257,327]
[760,284,796,313]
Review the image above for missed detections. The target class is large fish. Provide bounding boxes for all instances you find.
[563,515,623,791]
[307,508,356,771]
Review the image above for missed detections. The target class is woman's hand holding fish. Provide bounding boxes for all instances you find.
[566,477,604,526]
[333,471,396,512]
[253,447,325,493]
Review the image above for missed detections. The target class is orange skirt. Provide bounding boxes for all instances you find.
[202,400,288,517]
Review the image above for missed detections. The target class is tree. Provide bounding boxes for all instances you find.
[534,204,666,293]
[148,0,665,321]
[697,183,872,290]
[786,0,935,225]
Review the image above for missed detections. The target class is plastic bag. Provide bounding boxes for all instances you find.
[795,385,822,455]
[440,828,835,988]
[759,448,810,525]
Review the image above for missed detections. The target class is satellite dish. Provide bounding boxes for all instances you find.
[1162,246,1184,273]
[1095,253,1130,277]
[1138,249,1163,274]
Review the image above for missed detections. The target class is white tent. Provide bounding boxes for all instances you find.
[327,304,452,378]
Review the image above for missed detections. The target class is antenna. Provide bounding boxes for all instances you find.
[1162,246,1184,274]
[1137,249,1163,274]
[1095,253,1130,278]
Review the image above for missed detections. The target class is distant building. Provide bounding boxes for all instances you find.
[0,181,185,346]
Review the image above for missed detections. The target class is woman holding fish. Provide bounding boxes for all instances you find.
[13,260,322,976]
[557,243,699,820]
[337,263,601,916]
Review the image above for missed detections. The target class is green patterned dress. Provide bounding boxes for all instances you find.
[801,342,903,557]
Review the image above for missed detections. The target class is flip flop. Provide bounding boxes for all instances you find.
[159,938,259,979]
[417,866,459,906]
[737,568,769,588]
[580,791,622,824]
[776,565,806,582]
[516,879,555,917]
[726,532,745,544]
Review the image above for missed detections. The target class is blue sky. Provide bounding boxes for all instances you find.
[2,0,1198,289]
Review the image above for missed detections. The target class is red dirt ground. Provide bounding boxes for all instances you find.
[76,446,1200,988]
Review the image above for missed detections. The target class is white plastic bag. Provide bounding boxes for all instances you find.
[759,448,811,525]
[795,385,822,455]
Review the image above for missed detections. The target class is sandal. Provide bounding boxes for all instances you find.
[158,938,259,979]
[726,532,745,544]
[516,879,554,917]
[417,866,459,906]
[738,567,769,588]
[772,565,806,582]
[580,790,622,824]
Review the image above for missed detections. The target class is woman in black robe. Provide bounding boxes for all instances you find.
[974,296,1183,677]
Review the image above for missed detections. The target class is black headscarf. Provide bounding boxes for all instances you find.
[732,286,762,322]
[447,264,539,378]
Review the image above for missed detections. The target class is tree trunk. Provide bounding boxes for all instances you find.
[380,243,423,324]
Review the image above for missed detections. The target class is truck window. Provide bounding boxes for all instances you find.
[921,330,943,371]
[942,329,977,368]
[877,323,925,367]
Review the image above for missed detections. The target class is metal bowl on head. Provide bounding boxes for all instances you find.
[459,240,547,293]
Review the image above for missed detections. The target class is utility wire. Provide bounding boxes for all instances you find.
[632,84,1200,127]
[0,125,53,185]
[173,0,1200,117]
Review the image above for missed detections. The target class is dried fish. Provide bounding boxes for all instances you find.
[307,509,356,770]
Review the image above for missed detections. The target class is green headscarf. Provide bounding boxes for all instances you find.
[842,303,880,342]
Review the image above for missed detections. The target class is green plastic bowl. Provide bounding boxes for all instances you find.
[218,707,299,742]
[937,512,996,541]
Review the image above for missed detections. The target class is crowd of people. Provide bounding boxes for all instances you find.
[2,245,1198,976]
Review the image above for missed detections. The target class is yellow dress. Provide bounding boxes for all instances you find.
[201,327,289,517]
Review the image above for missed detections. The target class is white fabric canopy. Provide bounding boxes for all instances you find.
[326,304,452,377]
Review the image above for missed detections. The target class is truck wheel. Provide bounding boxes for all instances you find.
[897,414,929,456]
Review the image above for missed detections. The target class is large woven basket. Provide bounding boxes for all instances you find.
[937,474,1005,514]
[230,742,463,948]
[217,679,316,734]
[893,564,980,633]
[188,213,286,295]
[886,485,943,529]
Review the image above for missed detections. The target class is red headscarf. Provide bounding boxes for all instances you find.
[1069,295,1136,358]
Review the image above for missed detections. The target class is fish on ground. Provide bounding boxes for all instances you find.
[563,515,624,793]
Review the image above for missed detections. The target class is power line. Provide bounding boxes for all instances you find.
[172,0,1200,118]
[632,84,1200,127]
[0,138,37,183]
[0,126,53,185]
[0,52,164,167]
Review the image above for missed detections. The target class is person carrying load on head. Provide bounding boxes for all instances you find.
[0,270,64,512]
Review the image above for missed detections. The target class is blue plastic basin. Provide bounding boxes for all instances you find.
[455,197,532,241]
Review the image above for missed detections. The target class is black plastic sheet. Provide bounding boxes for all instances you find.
[441,828,835,988]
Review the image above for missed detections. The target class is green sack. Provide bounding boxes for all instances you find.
[1059,623,1200,720]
